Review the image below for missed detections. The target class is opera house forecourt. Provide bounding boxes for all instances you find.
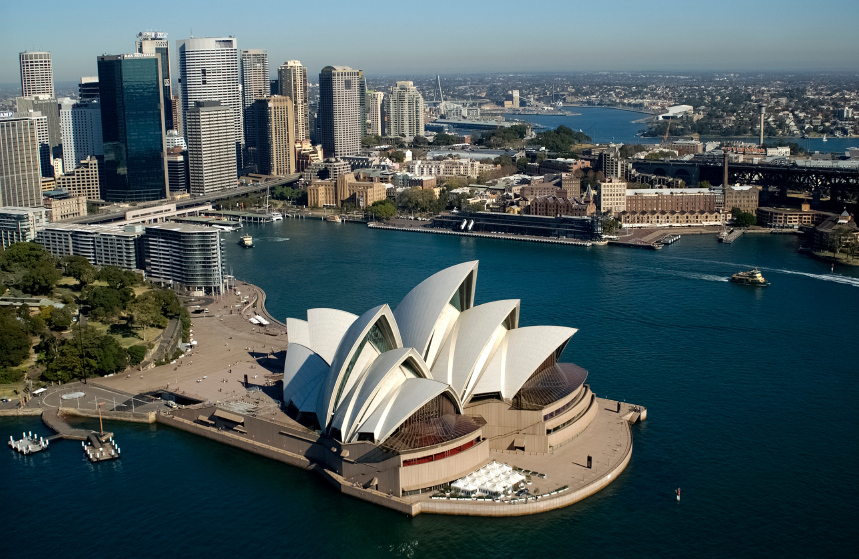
[275,261,647,515]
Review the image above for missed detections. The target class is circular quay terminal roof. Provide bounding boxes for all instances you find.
[281,261,645,516]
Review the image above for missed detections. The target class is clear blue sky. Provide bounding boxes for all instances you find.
[3,0,858,83]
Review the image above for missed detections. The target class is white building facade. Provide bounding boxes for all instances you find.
[59,100,103,171]
[385,81,424,138]
[19,52,54,97]
[186,101,236,196]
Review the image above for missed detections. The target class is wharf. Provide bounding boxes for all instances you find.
[169,216,242,230]
[722,230,744,243]
[367,223,593,246]
[202,210,273,224]
[608,240,662,250]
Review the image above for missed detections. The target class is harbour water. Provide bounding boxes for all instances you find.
[3,220,858,558]
[512,107,858,153]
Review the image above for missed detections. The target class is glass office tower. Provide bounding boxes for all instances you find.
[97,54,168,202]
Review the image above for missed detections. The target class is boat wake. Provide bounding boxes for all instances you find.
[256,237,290,242]
[677,272,730,283]
[761,268,859,288]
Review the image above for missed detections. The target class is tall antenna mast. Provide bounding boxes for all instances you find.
[437,75,444,104]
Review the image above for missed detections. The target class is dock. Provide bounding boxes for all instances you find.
[722,230,744,244]
[367,223,593,246]
[202,210,273,224]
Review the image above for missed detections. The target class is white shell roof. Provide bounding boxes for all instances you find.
[431,299,520,400]
[286,318,310,348]
[317,304,402,430]
[503,326,577,399]
[393,261,478,359]
[282,343,329,414]
[331,347,432,442]
[354,378,458,443]
[307,308,358,364]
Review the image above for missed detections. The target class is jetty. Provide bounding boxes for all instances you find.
[367,223,593,246]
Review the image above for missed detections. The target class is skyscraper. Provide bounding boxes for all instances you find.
[318,66,361,158]
[366,91,384,136]
[0,114,44,207]
[254,95,295,176]
[240,49,270,167]
[186,100,236,196]
[278,60,309,141]
[136,32,174,131]
[97,54,168,202]
[16,96,61,167]
[177,37,242,167]
[384,81,425,138]
[358,71,367,138]
[19,52,54,97]
[59,99,103,170]
[79,77,99,102]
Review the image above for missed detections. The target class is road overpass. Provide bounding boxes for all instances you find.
[63,174,302,225]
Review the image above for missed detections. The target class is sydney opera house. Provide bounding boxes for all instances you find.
[278,261,644,510]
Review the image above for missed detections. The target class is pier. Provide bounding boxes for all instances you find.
[368,223,593,246]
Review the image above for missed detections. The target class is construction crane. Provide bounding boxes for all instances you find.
[662,117,671,144]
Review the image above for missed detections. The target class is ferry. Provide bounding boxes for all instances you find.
[730,268,769,286]
[270,212,283,221]
[239,234,254,248]
[325,214,342,223]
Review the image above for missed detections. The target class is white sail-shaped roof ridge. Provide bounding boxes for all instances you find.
[283,343,329,414]
[393,261,478,358]
[306,308,358,364]
[472,335,508,398]
[502,326,578,399]
[335,348,432,442]
[317,304,402,431]
[354,378,460,444]
[432,299,520,400]
[286,318,311,349]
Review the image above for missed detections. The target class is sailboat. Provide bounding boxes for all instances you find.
[822,134,827,142]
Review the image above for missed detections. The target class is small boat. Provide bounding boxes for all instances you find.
[730,268,769,286]
[325,214,342,223]
[239,234,253,248]
[822,134,827,142]
[270,212,283,221]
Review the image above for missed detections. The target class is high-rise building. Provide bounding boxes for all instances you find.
[59,99,103,170]
[270,79,278,95]
[136,32,174,131]
[56,156,100,200]
[384,81,425,138]
[177,37,242,167]
[0,114,44,207]
[79,77,99,102]
[142,222,225,295]
[240,49,270,168]
[186,100,236,196]
[97,54,168,202]
[166,148,189,193]
[19,52,54,97]
[598,177,627,215]
[171,94,181,136]
[0,206,47,248]
[254,95,295,176]
[16,96,61,166]
[318,66,361,158]
[358,71,367,138]
[278,60,309,141]
[367,91,384,136]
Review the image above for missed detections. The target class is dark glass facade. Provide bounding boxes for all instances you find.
[98,55,167,202]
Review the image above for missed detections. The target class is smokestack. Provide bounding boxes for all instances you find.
[759,105,766,146]
[723,151,729,189]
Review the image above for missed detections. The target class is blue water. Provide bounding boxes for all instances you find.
[514,108,857,153]
[3,220,858,558]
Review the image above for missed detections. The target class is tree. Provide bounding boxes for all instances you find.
[63,255,96,287]
[0,309,31,367]
[603,218,621,235]
[731,207,757,228]
[698,180,712,189]
[367,199,396,220]
[49,306,73,331]
[515,157,529,172]
[0,242,52,272]
[88,286,133,323]
[97,266,139,289]
[128,345,147,366]
[95,335,128,376]
[412,135,429,147]
[19,261,61,295]
[128,295,160,341]
[390,150,406,163]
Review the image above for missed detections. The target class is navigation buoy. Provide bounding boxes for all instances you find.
[676,488,681,502]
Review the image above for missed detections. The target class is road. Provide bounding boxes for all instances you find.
[63,174,302,225]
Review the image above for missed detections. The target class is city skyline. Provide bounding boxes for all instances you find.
[4,0,859,84]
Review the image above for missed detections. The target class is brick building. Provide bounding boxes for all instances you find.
[625,188,716,213]
[527,196,595,217]
[308,172,387,208]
